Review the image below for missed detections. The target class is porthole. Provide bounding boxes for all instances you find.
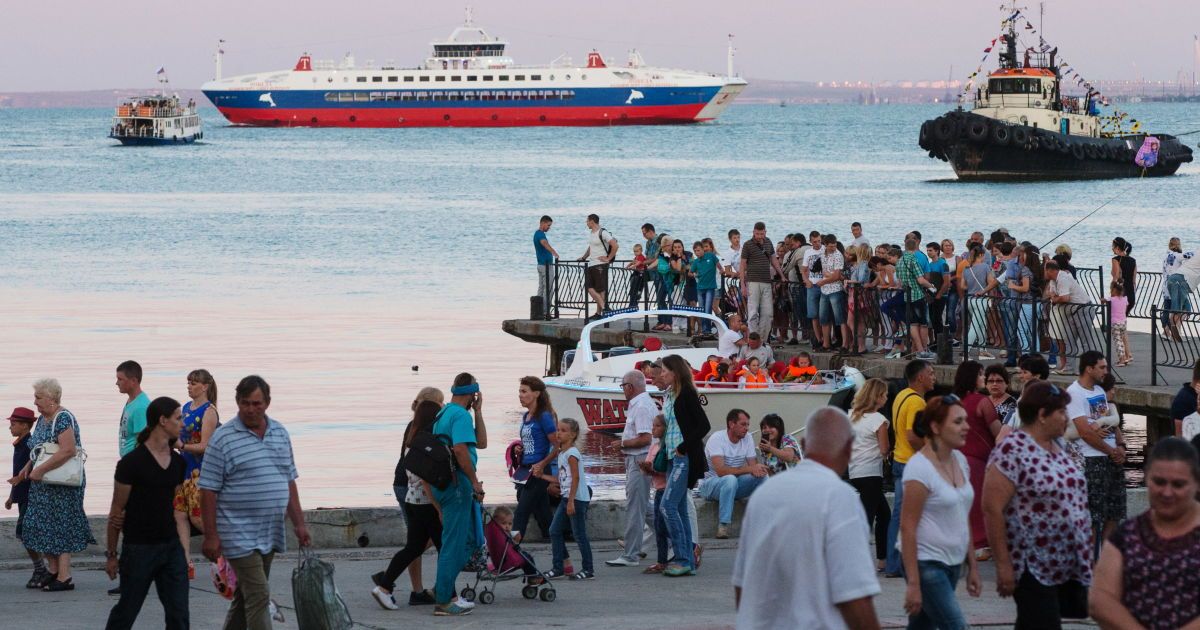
[349,115,357,122]
[311,117,318,124]
[444,114,451,121]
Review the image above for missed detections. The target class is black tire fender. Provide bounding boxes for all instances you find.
[966,120,989,143]
[991,124,1011,146]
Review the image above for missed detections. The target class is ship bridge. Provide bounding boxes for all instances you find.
[425,13,514,70]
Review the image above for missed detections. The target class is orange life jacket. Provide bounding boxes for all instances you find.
[787,365,817,380]
[738,369,768,389]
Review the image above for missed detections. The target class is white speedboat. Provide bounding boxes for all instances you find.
[544,309,863,436]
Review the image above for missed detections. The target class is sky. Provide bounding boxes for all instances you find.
[2,0,1198,91]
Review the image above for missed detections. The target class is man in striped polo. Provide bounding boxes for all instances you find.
[199,375,311,630]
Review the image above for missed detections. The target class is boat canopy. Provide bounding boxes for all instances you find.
[565,308,730,379]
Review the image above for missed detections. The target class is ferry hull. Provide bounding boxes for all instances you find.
[214,103,710,127]
[109,133,201,146]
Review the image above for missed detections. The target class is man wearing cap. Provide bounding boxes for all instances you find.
[7,406,46,588]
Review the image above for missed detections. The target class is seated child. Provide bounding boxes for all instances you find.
[737,357,773,389]
[485,505,542,583]
[781,352,824,384]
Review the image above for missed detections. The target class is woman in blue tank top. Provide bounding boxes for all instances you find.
[174,369,219,577]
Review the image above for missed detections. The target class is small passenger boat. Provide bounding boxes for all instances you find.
[543,309,863,437]
[110,93,202,145]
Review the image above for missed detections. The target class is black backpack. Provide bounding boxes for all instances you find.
[402,428,458,491]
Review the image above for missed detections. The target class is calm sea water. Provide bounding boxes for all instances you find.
[1,103,1195,512]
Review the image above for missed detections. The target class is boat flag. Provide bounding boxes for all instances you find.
[156,66,166,75]
[1134,136,1159,168]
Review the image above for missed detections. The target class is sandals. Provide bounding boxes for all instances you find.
[26,567,51,590]
[642,563,667,574]
[43,577,74,592]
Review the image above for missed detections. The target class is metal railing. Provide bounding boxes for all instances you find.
[961,295,1111,366]
[1150,306,1200,385]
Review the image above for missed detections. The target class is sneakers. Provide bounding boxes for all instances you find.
[371,586,399,610]
[454,596,476,610]
[544,568,569,580]
[106,584,121,596]
[434,602,473,616]
[408,589,436,606]
[570,570,596,580]
[915,351,936,360]
[604,556,639,567]
[715,525,730,539]
[786,337,800,346]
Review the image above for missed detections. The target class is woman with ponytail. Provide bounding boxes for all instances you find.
[899,395,981,629]
[1111,237,1137,315]
[104,396,188,628]
[512,376,565,555]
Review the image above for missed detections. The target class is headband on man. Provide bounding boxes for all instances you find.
[451,383,480,396]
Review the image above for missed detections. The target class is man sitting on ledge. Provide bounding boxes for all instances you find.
[698,408,768,539]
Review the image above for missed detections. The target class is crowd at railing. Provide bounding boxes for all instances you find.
[537,258,1200,382]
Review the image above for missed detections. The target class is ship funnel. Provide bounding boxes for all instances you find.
[294,53,313,71]
[586,51,606,68]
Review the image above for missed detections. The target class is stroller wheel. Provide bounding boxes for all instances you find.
[522,585,538,600]
[479,590,495,605]
[539,588,556,603]
[460,587,476,602]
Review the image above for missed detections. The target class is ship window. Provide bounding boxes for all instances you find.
[354,92,369,102]
[467,75,477,81]
[499,75,509,81]
[515,74,526,81]
[388,76,398,82]
[565,75,571,80]
[435,76,446,82]
[356,76,367,83]
[400,92,414,101]
[482,75,493,81]
[324,92,337,102]
[451,75,462,82]
[415,92,428,101]
[404,76,414,82]
[339,92,354,102]
[532,75,543,81]
[463,92,476,100]
[372,76,382,82]
[581,74,586,80]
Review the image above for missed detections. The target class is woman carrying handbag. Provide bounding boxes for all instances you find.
[13,378,94,592]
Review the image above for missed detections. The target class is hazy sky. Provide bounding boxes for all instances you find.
[3,0,1198,91]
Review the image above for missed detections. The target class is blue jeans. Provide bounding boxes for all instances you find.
[698,288,716,333]
[660,456,694,570]
[654,272,671,324]
[885,461,906,574]
[697,473,764,525]
[1003,300,1019,365]
[906,560,967,630]
[1168,274,1193,312]
[653,489,669,564]
[819,290,847,326]
[944,291,960,335]
[790,284,807,329]
[550,499,592,574]
[106,540,189,630]
[431,473,478,604]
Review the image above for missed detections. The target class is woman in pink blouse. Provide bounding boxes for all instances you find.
[983,381,1092,629]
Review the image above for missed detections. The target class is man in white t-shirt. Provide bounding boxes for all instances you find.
[722,229,742,278]
[718,312,747,359]
[576,213,618,320]
[1067,351,1126,554]
[733,407,881,630]
[850,221,870,249]
[698,409,767,539]
[606,371,656,567]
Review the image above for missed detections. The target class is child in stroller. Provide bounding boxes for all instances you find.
[458,505,556,604]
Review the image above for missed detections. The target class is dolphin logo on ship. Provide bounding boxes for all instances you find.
[625,89,644,105]
[259,93,277,107]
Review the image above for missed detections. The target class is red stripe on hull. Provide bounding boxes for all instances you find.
[215,104,709,127]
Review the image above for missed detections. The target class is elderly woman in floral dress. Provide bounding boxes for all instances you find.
[13,378,94,591]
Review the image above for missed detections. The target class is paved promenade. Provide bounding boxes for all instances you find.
[0,540,1097,629]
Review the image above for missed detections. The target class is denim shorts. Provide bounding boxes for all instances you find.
[806,286,822,319]
[1168,274,1193,312]
[819,291,847,326]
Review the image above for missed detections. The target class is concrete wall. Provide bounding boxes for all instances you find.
[0,489,1149,562]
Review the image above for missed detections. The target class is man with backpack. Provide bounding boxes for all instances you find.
[883,360,934,577]
[429,374,487,617]
[577,214,618,321]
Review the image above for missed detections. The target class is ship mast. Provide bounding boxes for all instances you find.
[214,39,225,81]
[727,34,736,78]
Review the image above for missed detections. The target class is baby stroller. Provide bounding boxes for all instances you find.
[458,506,557,605]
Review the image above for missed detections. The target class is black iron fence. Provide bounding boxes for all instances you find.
[539,261,1196,377]
[1151,306,1200,385]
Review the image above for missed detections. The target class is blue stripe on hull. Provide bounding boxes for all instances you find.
[204,85,721,110]
[110,135,200,146]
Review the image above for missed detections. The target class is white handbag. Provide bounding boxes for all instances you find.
[31,442,87,487]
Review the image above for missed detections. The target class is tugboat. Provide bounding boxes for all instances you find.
[919,9,1192,180]
[110,92,202,145]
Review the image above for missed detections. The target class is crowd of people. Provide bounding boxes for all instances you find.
[534,215,1200,369]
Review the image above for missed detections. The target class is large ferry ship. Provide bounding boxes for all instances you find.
[202,15,746,127]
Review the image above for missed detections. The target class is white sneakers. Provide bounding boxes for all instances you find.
[604,556,640,567]
[455,596,477,610]
[371,586,399,611]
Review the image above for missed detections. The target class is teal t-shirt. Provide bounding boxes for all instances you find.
[433,402,477,467]
[692,252,719,290]
[119,392,150,456]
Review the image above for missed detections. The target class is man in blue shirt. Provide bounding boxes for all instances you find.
[431,373,486,617]
[112,360,151,596]
[534,216,559,319]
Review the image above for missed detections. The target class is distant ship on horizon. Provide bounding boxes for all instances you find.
[201,12,746,128]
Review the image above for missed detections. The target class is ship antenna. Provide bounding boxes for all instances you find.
[726,34,736,78]
[214,39,225,81]
[464,5,474,26]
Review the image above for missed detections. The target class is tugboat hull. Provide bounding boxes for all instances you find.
[920,111,1192,181]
